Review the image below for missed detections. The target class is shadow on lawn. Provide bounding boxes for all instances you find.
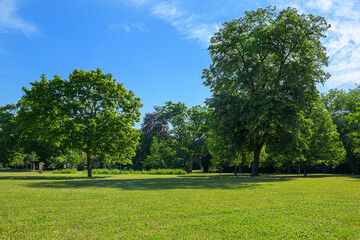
[0,175,108,181]
[22,174,300,191]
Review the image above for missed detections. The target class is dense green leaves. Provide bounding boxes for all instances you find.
[0,104,22,166]
[323,86,360,174]
[17,69,142,177]
[159,102,209,172]
[203,6,330,176]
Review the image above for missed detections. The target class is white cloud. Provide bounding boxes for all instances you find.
[0,0,37,35]
[116,0,152,8]
[275,0,360,89]
[305,0,333,13]
[151,1,182,20]
[108,22,148,32]
[150,1,220,46]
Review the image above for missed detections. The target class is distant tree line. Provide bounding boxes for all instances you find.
[1,86,359,176]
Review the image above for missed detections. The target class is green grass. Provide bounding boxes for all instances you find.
[0,172,359,239]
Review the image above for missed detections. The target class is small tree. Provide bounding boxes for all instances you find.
[142,136,176,169]
[26,151,39,171]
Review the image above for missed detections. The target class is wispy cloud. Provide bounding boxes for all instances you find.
[0,0,37,35]
[151,1,182,20]
[120,0,220,46]
[108,22,148,32]
[150,1,220,46]
[275,0,360,89]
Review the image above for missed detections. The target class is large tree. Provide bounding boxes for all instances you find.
[18,69,142,177]
[203,6,330,176]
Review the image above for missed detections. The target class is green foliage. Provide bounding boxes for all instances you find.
[17,69,142,177]
[303,102,345,167]
[203,6,330,176]
[0,104,22,166]
[159,102,209,172]
[207,131,254,170]
[142,136,176,169]
[53,168,77,174]
[92,169,110,174]
[88,168,187,175]
[110,169,120,174]
[104,154,132,169]
[49,150,86,169]
[323,86,360,174]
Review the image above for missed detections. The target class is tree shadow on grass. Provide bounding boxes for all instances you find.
[23,174,296,191]
[0,175,108,181]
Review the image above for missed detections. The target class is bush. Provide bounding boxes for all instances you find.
[148,169,157,175]
[174,169,187,175]
[88,168,187,175]
[52,168,77,174]
[92,169,110,174]
[110,169,120,174]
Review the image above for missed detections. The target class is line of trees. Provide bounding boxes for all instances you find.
[1,7,359,177]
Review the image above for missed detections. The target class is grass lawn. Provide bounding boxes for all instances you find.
[0,171,359,239]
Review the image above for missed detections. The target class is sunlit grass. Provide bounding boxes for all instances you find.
[0,171,359,239]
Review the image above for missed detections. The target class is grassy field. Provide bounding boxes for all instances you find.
[0,171,359,239]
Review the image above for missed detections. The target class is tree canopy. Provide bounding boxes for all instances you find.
[17,69,142,177]
[203,6,331,176]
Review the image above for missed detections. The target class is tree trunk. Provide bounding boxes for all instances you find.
[87,152,92,178]
[188,153,196,173]
[234,166,237,176]
[251,142,264,177]
[303,166,307,177]
[287,161,291,174]
[344,144,359,175]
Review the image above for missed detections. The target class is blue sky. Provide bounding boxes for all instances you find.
[0,0,359,122]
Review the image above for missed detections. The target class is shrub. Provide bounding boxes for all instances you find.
[148,169,157,175]
[110,169,120,174]
[52,168,77,174]
[174,169,187,175]
[89,168,186,175]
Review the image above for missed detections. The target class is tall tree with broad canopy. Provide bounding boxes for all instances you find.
[202,6,330,176]
[17,69,142,177]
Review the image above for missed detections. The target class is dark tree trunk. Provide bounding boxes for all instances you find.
[187,153,196,173]
[344,144,359,175]
[287,161,291,174]
[87,152,92,178]
[303,166,307,177]
[251,142,264,177]
[234,166,237,176]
